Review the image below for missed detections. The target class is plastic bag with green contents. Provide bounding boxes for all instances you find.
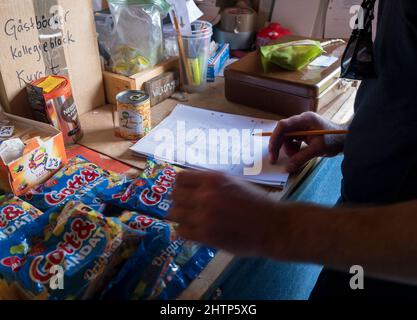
[260,40,325,72]
[108,0,171,76]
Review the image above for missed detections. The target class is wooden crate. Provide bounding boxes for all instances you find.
[103,57,180,105]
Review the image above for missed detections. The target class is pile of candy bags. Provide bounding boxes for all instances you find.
[0,156,215,300]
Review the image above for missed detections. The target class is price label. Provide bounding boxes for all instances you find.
[0,126,14,138]
[45,157,61,170]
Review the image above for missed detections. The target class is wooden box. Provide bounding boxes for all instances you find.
[103,57,180,105]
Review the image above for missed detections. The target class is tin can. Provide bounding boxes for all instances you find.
[27,75,83,145]
[116,90,151,140]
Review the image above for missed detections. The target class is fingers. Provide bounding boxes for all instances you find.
[171,180,197,209]
[176,224,205,243]
[286,144,321,173]
[283,139,302,158]
[168,207,188,223]
[169,207,200,228]
[269,112,317,164]
[170,170,229,226]
[175,170,203,188]
[176,170,226,188]
[268,120,287,164]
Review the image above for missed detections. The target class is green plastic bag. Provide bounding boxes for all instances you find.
[260,40,325,72]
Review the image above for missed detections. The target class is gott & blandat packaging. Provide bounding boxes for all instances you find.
[0,194,44,242]
[102,211,215,300]
[0,201,143,300]
[105,158,179,219]
[23,156,131,212]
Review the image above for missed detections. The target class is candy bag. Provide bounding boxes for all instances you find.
[23,156,131,212]
[103,211,215,300]
[0,201,142,300]
[106,159,180,219]
[0,194,44,242]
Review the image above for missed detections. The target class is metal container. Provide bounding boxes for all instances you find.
[116,90,151,140]
[214,27,255,50]
[220,7,257,34]
[215,7,257,50]
[27,75,83,146]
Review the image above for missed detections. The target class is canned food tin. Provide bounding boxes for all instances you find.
[27,75,83,146]
[116,90,152,140]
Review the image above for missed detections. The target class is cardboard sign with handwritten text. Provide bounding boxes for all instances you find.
[0,0,105,117]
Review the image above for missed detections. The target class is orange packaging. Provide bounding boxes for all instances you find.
[26,76,83,146]
[0,113,67,196]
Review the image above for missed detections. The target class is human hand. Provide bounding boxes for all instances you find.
[269,112,347,173]
[169,170,288,257]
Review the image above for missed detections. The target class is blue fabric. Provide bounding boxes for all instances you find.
[217,155,344,300]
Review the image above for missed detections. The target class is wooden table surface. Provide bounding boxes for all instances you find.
[78,78,356,300]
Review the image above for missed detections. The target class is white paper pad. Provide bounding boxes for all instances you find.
[130,104,290,187]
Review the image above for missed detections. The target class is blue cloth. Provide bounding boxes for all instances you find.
[216,156,344,300]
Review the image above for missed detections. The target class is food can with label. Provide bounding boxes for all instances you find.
[26,75,83,145]
[116,90,152,140]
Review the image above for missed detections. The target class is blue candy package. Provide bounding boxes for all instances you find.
[0,201,142,300]
[22,156,131,212]
[105,159,180,219]
[102,211,215,300]
[0,194,44,242]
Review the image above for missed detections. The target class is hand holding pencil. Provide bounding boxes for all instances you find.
[268,112,348,173]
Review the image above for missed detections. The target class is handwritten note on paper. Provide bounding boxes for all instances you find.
[2,5,77,88]
[130,104,290,187]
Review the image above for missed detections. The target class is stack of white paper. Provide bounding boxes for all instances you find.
[130,104,290,188]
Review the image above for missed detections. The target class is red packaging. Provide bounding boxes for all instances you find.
[27,76,83,146]
[256,23,291,48]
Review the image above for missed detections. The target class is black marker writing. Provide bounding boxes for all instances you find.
[4,10,70,41]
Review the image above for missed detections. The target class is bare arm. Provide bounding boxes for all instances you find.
[170,171,417,286]
[269,201,417,286]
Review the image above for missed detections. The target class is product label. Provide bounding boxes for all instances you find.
[61,100,78,122]
[118,108,144,137]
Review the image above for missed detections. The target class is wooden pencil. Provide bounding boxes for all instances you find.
[172,12,192,86]
[253,130,349,137]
